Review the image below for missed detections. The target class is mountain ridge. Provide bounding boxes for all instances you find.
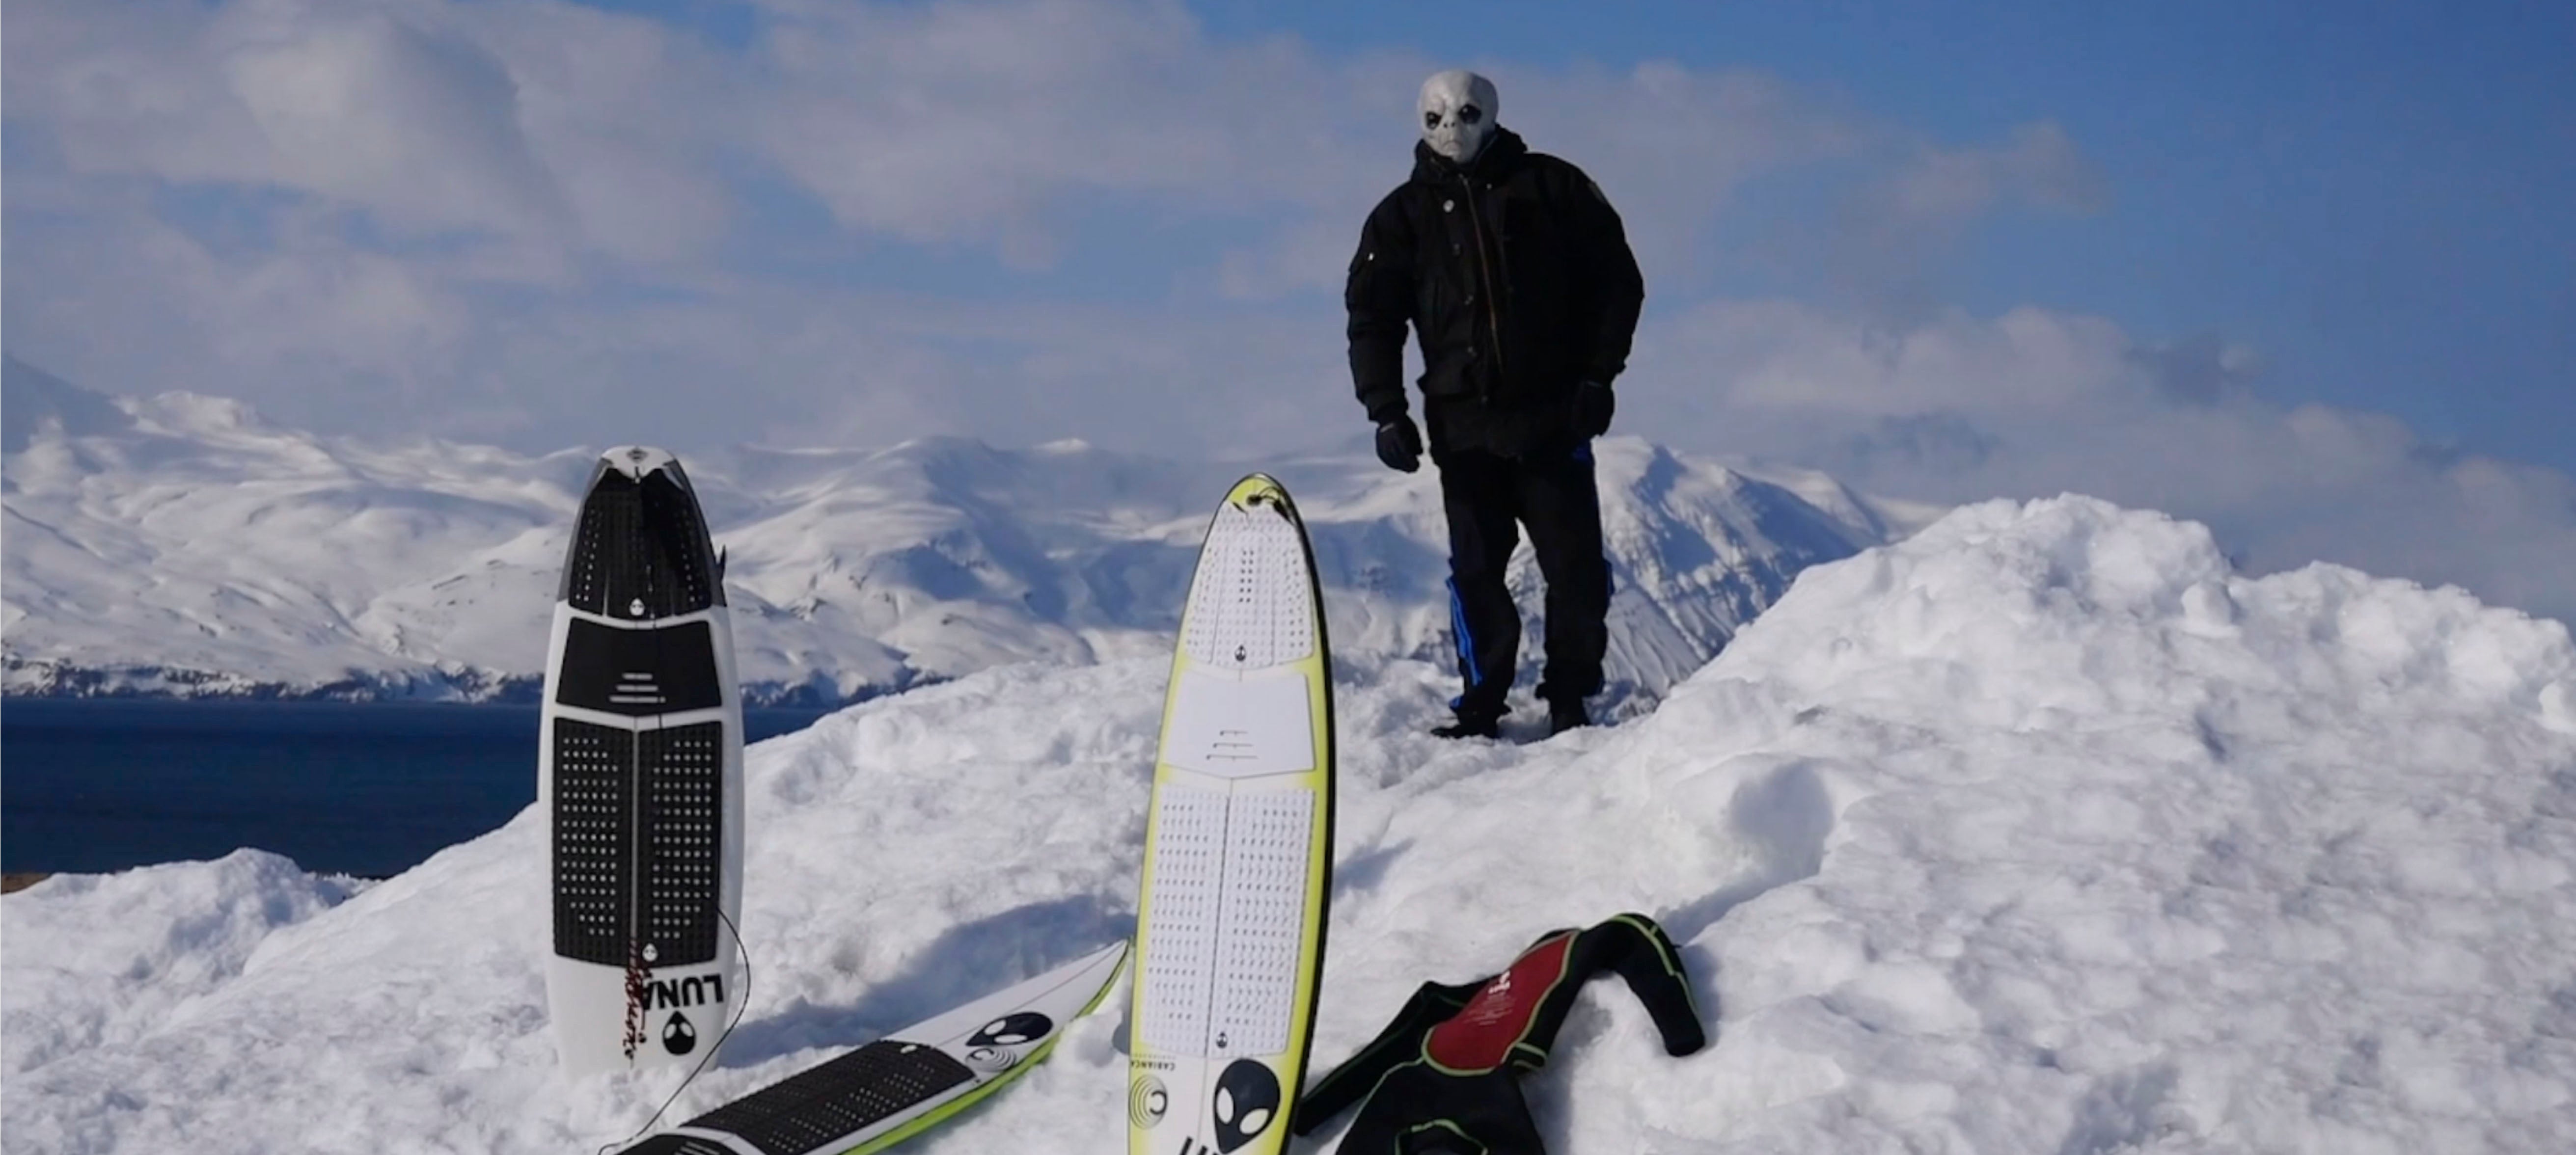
[1,361,1943,709]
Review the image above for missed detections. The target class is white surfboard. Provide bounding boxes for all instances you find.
[612,941,1130,1155]
[541,446,747,1077]
[1128,474,1335,1155]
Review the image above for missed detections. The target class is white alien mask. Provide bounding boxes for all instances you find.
[1418,69,1499,164]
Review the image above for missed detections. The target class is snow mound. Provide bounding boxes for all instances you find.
[6,495,2573,1154]
[0,851,364,1076]
[1615,496,2576,1152]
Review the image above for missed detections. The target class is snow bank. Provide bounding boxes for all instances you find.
[5,495,2573,1154]
[0,851,363,1075]
[1611,497,2576,1152]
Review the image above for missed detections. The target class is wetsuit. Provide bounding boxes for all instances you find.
[1291,914,1706,1155]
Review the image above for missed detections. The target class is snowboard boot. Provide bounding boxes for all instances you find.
[1546,697,1592,736]
[1431,708,1503,740]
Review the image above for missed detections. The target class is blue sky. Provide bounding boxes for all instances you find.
[1210,0,2576,469]
[568,0,2576,467]
[4,0,2574,621]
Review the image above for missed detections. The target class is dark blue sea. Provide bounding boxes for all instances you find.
[0,698,830,878]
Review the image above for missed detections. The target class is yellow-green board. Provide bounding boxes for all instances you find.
[608,941,1128,1155]
[1128,474,1336,1155]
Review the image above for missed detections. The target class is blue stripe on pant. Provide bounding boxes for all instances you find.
[1436,444,1610,719]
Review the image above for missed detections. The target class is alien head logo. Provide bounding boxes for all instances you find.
[661,1011,697,1056]
[969,1011,1053,1048]
[1211,1058,1281,1152]
[963,1045,1017,1073]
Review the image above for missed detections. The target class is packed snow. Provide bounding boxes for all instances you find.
[3,364,1924,707]
[7,495,2576,1153]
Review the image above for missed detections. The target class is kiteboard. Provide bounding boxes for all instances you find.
[609,941,1129,1155]
[1127,474,1335,1155]
[542,446,747,1077]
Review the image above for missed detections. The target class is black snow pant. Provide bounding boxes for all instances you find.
[1435,443,1612,720]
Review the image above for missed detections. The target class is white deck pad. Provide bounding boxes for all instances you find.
[1129,474,1333,1155]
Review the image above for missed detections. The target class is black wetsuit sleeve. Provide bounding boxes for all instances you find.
[1346,190,1419,426]
[1292,980,1481,1135]
[1518,913,1707,1066]
[1590,913,1707,1056]
[1566,167,1644,388]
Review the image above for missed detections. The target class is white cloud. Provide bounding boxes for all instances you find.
[5,0,2570,630]
[10,1,556,239]
[1625,299,2576,626]
[1215,217,1357,300]
[219,12,574,238]
[4,195,483,434]
[1887,120,2109,222]
[1501,61,1871,258]
[2,1,275,184]
[2,0,2072,282]
[474,1,740,264]
[6,0,736,265]
[4,0,1922,447]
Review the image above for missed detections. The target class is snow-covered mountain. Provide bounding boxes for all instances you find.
[7,495,2573,1153]
[2,360,1938,709]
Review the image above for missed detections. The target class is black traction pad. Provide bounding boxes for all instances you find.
[638,722,726,967]
[562,460,724,618]
[610,1137,737,1155]
[667,1039,979,1155]
[551,719,635,966]
[553,619,724,716]
[551,719,727,967]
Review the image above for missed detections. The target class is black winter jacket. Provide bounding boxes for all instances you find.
[1345,127,1644,457]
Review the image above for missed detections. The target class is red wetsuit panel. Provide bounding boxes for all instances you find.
[1424,932,1575,1072]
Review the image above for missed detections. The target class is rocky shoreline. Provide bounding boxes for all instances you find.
[2,660,911,709]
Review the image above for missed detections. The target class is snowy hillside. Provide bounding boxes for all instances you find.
[7,495,2573,1153]
[2,363,1928,708]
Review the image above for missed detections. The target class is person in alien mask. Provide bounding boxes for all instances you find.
[1346,69,1645,739]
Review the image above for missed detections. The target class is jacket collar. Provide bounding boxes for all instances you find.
[1411,126,1529,186]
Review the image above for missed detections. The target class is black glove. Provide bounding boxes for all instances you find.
[1375,416,1424,473]
[1573,380,1614,439]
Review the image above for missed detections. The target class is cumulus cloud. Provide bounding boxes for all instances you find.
[4,0,2570,630]
[2,1,277,185]
[4,0,1926,444]
[220,13,573,238]
[5,0,733,264]
[10,1,554,238]
[1886,119,2109,222]
[748,0,1290,249]
[1629,299,2576,626]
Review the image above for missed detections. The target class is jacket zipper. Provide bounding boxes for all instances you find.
[1461,175,1507,382]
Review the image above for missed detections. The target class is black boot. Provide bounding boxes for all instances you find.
[1546,697,1591,736]
[1431,709,1503,740]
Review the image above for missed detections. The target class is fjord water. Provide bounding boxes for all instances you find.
[0,699,826,878]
